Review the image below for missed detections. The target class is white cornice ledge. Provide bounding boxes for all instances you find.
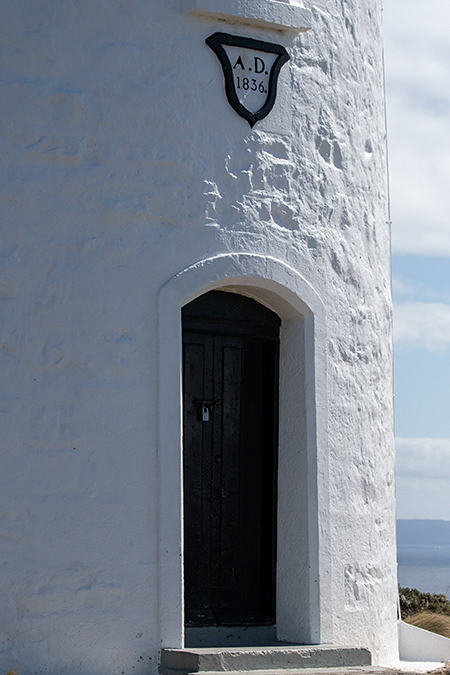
[186,0,312,32]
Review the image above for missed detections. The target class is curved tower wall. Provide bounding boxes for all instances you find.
[1,0,397,672]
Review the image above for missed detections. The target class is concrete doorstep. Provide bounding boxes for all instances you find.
[159,646,373,675]
[160,669,388,675]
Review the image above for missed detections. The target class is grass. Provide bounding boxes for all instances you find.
[405,611,450,639]
[399,586,450,645]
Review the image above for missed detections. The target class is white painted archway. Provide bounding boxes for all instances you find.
[157,254,332,649]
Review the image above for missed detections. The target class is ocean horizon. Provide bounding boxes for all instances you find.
[397,520,450,597]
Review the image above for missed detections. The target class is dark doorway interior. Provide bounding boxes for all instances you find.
[182,291,280,628]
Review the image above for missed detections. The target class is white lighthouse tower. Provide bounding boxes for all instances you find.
[1,0,398,673]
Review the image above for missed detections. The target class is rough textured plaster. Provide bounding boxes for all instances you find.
[0,0,397,672]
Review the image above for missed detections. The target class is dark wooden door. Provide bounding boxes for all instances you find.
[182,291,280,627]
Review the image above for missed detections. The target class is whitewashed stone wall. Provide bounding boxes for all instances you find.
[0,0,397,673]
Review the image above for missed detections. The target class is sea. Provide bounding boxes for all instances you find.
[397,544,450,596]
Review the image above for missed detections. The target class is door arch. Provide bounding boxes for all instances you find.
[182,290,280,628]
[157,254,331,649]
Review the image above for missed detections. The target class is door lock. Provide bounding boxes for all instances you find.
[193,399,219,422]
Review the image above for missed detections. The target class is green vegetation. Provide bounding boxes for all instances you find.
[399,586,450,618]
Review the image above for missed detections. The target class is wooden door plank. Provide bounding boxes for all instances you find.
[182,291,280,628]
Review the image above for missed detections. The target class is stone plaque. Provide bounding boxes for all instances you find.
[206,32,290,127]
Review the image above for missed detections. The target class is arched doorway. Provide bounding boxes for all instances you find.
[182,291,280,629]
[157,254,331,649]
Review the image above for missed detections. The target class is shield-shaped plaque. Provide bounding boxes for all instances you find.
[206,32,290,127]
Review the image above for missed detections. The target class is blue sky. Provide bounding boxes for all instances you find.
[383,0,450,519]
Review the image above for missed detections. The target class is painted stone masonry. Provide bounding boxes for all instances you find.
[0,0,397,673]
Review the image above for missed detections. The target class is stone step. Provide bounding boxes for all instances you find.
[159,646,373,674]
[161,670,388,675]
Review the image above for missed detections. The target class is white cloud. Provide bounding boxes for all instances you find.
[384,0,450,255]
[391,275,413,298]
[396,437,450,480]
[394,301,450,350]
[396,437,450,519]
